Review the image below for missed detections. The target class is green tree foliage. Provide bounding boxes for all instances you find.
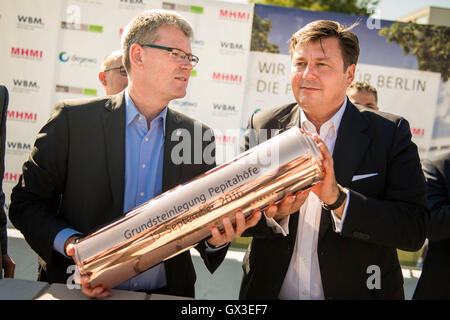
[379,22,450,82]
[250,0,379,53]
[251,0,379,16]
[251,13,280,53]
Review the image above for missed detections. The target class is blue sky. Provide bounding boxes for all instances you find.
[374,0,450,20]
[253,4,420,69]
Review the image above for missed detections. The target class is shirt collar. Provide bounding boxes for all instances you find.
[300,96,347,138]
[124,88,167,136]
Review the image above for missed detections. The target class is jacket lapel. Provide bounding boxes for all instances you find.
[101,92,126,218]
[277,103,300,132]
[162,108,183,192]
[332,100,370,188]
[318,101,370,240]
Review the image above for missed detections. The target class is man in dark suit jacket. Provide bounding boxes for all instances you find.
[239,20,429,300]
[9,10,259,298]
[413,151,450,299]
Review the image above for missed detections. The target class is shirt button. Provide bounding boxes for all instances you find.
[139,117,143,121]
[301,290,309,296]
[144,137,149,142]
[142,164,146,169]
[140,192,144,197]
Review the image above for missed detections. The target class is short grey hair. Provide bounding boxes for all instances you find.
[121,9,194,72]
[101,50,122,71]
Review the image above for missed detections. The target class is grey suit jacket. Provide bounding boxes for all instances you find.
[9,92,225,297]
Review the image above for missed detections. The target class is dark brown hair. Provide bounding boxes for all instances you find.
[289,20,360,70]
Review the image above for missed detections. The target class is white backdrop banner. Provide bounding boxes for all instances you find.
[0,0,63,214]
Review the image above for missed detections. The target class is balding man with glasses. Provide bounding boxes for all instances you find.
[98,50,128,95]
[9,9,260,299]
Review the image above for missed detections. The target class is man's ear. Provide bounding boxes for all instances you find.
[345,64,356,85]
[98,72,107,86]
[129,43,144,70]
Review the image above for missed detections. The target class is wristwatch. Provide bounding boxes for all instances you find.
[320,184,347,211]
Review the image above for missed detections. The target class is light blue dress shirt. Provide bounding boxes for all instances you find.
[54,89,168,291]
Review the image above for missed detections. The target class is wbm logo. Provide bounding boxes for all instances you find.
[212,72,242,85]
[212,103,237,116]
[7,141,33,156]
[11,47,43,60]
[17,15,44,30]
[119,0,145,8]
[13,79,40,93]
[17,15,44,26]
[220,42,244,50]
[219,9,251,22]
[7,110,37,122]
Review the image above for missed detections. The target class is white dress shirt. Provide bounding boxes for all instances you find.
[271,98,351,300]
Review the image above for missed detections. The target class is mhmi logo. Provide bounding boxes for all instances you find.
[219,9,251,22]
[7,110,37,122]
[17,15,44,25]
[411,127,425,137]
[4,172,22,183]
[214,134,236,144]
[213,104,236,112]
[11,47,43,60]
[212,72,242,84]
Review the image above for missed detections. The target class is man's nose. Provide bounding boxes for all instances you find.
[302,63,316,80]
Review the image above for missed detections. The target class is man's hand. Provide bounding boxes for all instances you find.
[66,242,112,299]
[310,134,345,217]
[265,189,310,221]
[2,254,15,278]
[207,209,261,247]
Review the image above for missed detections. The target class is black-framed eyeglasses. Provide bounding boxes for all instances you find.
[103,66,127,76]
[139,43,199,68]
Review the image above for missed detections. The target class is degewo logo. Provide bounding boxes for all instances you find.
[59,51,70,62]
[171,100,198,113]
[11,47,43,60]
[212,72,243,85]
[17,15,45,30]
[58,51,97,67]
[12,78,40,93]
[219,9,251,22]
